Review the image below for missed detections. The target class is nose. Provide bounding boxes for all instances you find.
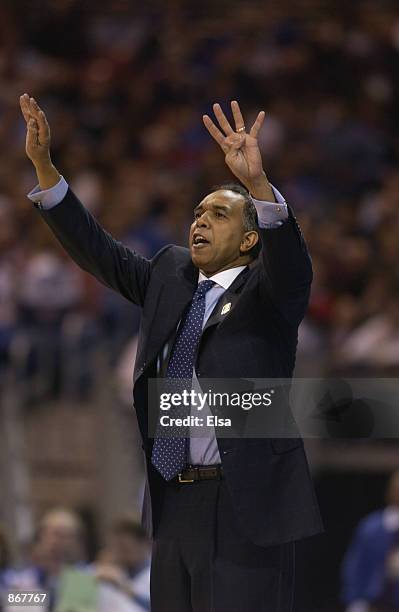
[196,211,210,228]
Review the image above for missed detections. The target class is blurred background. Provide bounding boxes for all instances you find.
[1,0,399,610]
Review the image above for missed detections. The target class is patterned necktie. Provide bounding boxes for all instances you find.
[151,279,215,480]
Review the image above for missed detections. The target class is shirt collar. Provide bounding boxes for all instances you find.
[198,266,246,290]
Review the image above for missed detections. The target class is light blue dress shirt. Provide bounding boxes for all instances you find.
[188,267,246,464]
[28,178,289,465]
[28,176,288,226]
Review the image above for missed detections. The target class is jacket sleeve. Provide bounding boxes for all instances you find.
[258,205,313,326]
[35,187,155,307]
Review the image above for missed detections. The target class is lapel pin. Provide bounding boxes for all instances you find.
[221,302,231,315]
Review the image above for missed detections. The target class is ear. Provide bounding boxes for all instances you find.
[240,230,259,255]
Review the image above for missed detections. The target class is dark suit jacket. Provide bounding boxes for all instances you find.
[36,188,323,547]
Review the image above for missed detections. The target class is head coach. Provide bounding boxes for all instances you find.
[20,94,323,612]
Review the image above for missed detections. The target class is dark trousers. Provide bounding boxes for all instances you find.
[151,477,295,612]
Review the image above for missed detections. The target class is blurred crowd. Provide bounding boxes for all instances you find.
[1,0,399,392]
[0,3,399,610]
[0,508,151,612]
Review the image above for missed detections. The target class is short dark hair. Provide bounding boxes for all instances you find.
[110,516,147,541]
[210,182,261,259]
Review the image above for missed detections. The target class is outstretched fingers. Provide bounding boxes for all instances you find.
[212,103,234,136]
[203,115,228,151]
[19,93,31,123]
[28,97,42,121]
[20,93,51,152]
[249,111,266,138]
[204,101,265,137]
[231,100,245,133]
[28,97,50,143]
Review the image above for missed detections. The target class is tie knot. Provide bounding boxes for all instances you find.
[195,279,215,300]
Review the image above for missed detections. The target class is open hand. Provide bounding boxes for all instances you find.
[203,101,266,191]
[19,93,51,167]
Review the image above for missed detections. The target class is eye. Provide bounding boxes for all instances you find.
[215,211,225,218]
[194,211,201,219]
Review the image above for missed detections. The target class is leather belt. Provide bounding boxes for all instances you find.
[174,464,224,484]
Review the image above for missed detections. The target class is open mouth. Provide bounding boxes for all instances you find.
[192,234,210,249]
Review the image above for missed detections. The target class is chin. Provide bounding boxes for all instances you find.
[191,251,205,266]
[192,257,212,273]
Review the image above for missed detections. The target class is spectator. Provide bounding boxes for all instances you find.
[342,470,399,611]
[332,289,399,375]
[2,508,87,611]
[93,516,151,611]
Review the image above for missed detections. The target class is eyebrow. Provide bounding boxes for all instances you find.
[194,203,231,214]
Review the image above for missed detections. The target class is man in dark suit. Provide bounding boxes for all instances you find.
[20,93,323,611]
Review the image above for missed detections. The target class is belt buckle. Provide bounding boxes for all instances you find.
[178,472,194,483]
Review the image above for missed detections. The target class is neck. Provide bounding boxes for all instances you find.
[200,257,251,277]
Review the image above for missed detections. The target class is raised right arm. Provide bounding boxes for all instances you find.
[36,184,152,306]
[20,93,152,307]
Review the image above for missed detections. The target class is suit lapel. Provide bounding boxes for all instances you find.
[144,262,250,369]
[202,266,250,333]
[145,257,198,367]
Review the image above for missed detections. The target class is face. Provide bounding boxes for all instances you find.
[38,517,81,563]
[189,189,257,276]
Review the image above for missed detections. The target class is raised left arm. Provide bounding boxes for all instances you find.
[203,101,312,325]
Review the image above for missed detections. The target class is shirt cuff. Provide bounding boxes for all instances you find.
[27,176,68,210]
[251,184,289,228]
